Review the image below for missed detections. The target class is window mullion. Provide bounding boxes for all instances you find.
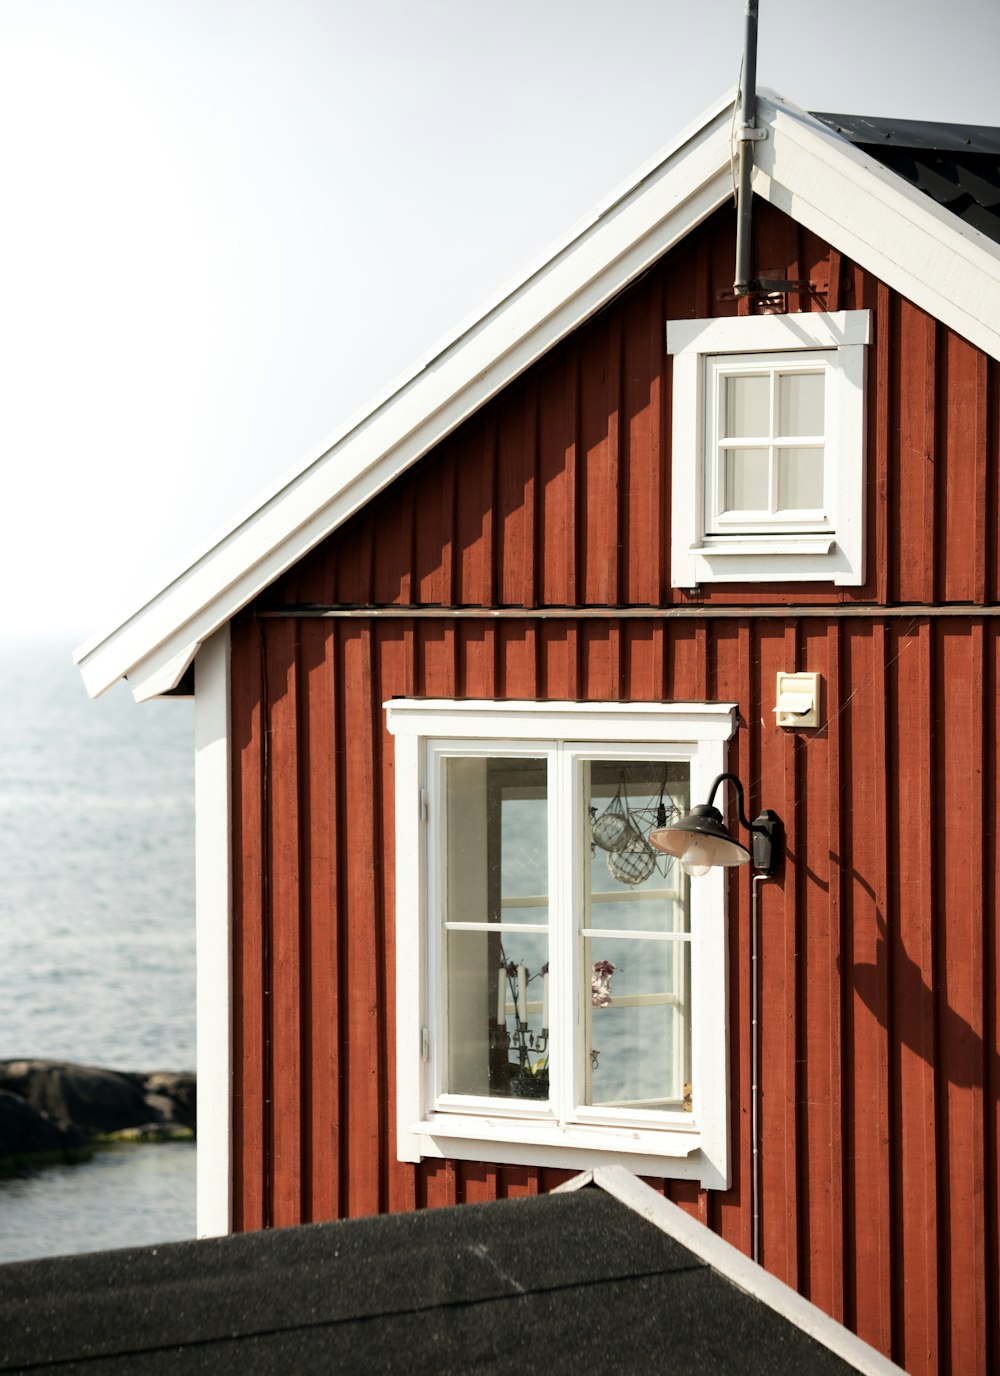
[550,744,576,1127]
[426,743,446,1109]
[768,368,779,516]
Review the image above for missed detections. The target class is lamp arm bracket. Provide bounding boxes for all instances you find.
[704,772,757,833]
[701,773,784,878]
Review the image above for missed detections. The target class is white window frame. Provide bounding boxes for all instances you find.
[667,310,870,587]
[385,698,738,1191]
[706,351,832,534]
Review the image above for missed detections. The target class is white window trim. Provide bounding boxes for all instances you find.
[667,310,870,587]
[385,698,738,1191]
[705,350,832,534]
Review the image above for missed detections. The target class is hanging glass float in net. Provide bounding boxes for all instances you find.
[590,781,635,853]
[607,833,657,886]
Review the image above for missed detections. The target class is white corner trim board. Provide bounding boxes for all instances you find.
[555,1167,906,1376]
[194,626,233,1238]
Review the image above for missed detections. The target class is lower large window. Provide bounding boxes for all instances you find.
[385,700,737,1189]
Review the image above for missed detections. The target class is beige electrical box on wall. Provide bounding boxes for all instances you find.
[774,671,821,729]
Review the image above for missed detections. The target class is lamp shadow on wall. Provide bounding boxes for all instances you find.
[833,867,997,1098]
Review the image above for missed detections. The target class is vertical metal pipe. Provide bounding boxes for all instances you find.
[734,0,760,297]
[751,870,767,1264]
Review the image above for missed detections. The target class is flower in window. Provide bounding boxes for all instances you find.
[591,959,618,1007]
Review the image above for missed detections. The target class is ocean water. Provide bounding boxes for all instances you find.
[0,635,196,1262]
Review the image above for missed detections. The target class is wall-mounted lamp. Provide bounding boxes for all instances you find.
[649,772,783,877]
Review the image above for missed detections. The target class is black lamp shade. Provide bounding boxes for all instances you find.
[649,803,752,870]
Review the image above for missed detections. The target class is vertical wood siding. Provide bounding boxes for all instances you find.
[229,201,1000,1376]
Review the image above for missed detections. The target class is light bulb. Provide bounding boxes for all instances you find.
[681,840,713,878]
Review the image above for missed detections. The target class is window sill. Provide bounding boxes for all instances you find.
[681,535,859,585]
[691,536,835,557]
[400,1112,726,1188]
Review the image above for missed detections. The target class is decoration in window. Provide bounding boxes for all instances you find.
[590,770,682,886]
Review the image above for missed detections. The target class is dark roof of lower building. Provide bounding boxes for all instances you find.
[0,1185,872,1375]
[813,112,1000,244]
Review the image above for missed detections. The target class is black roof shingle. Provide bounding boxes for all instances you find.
[0,1188,866,1375]
[813,112,1000,245]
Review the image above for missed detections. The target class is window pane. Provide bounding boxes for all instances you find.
[777,446,824,509]
[582,760,692,1112]
[443,756,549,1099]
[723,373,769,438]
[588,761,690,931]
[446,929,549,1098]
[723,447,769,511]
[777,370,824,437]
[582,935,691,1110]
[445,756,547,924]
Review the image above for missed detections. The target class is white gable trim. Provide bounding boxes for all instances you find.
[75,90,1000,701]
[555,1166,905,1375]
[75,94,738,700]
[754,93,1000,362]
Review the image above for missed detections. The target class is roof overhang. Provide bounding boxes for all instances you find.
[74,89,1000,701]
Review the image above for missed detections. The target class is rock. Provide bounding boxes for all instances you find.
[0,1061,197,1140]
[142,1071,196,1130]
[0,1089,86,1163]
[0,1061,150,1135]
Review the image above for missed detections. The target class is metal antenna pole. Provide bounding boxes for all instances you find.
[734,0,761,296]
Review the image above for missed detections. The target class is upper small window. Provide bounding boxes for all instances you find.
[668,311,870,586]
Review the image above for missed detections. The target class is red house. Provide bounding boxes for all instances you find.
[77,91,1000,1376]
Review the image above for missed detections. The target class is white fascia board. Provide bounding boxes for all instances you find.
[754,92,1000,362]
[555,1166,907,1376]
[74,96,738,702]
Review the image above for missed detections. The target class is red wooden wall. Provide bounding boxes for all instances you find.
[228,201,1000,1376]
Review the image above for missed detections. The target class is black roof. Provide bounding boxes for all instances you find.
[0,1187,865,1375]
[813,112,1000,245]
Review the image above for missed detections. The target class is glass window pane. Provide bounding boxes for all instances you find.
[724,447,769,511]
[723,373,769,437]
[582,936,691,1110]
[582,760,692,1113]
[445,756,547,925]
[586,894,688,934]
[446,929,549,1099]
[443,756,549,1099]
[777,446,824,509]
[587,761,690,931]
[777,370,824,437]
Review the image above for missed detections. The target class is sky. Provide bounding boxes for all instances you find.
[1,0,998,649]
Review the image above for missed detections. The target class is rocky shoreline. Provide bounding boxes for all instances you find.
[0,1060,196,1172]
